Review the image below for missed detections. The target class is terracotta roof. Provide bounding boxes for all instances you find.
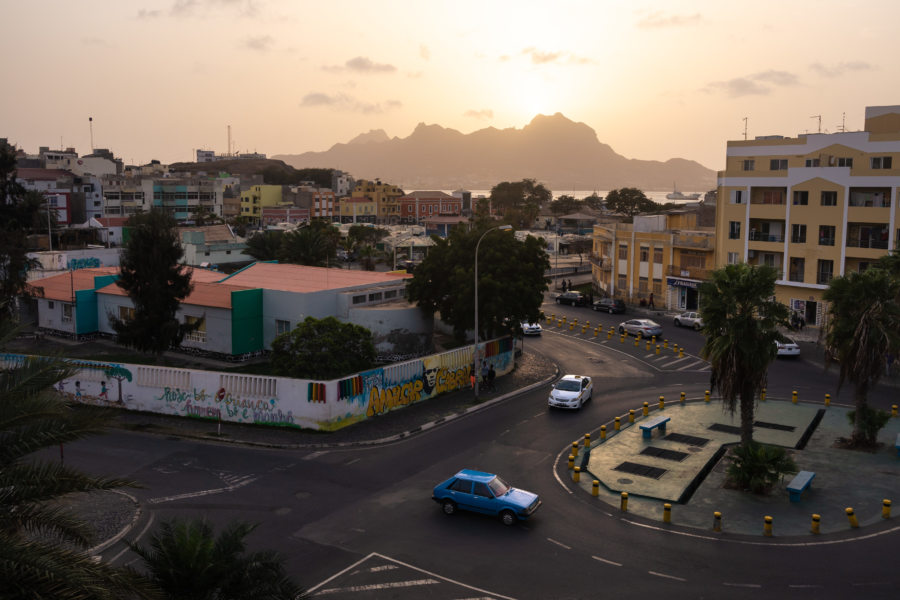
[177,224,235,244]
[220,262,410,293]
[15,168,74,181]
[96,279,251,309]
[97,217,129,227]
[26,267,119,302]
[401,191,453,199]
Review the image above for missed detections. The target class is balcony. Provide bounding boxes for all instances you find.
[749,231,785,243]
[672,234,713,249]
[590,253,611,271]
[666,265,712,280]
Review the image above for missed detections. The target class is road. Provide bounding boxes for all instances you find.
[55,299,899,598]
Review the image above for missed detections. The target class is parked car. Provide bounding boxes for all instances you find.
[555,291,587,306]
[776,337,801,357]
[674,311,703,330]
[521,322,543,336]
[548,374,593,409]
[432,469,542,526]
[592,298,626,314]
[617,319,663,338]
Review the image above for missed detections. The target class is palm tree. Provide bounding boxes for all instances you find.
[129,518,305,600]
[0,319,159,599]
[823,266,900,446]
[698,264,789,447]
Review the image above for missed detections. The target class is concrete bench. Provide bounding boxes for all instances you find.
[639,415,671,439]
[787,470,816,502]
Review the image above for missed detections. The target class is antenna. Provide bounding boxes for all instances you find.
[837,112,846,132]
[89,117,94,152]
[742,117,748,140]
[227,125,232,157]
[810,115,821,134]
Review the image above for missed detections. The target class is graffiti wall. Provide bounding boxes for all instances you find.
[2,337,515,432]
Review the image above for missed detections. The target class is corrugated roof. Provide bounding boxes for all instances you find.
[220,262,411,293]
[96,279,251,309]
[26,267,120,302]
[178,224,235,244]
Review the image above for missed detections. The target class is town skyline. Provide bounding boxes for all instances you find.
[3,1,900,170]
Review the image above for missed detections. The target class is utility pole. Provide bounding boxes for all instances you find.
[810,115,822,133]
[88,117,94,152]
[742,117,748,140]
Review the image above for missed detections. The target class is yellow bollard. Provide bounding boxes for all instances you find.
[600,425,607,441]
[573,319,577,326]
[572,441,579,454]
[547,314,553,323]
[825,393,831,407]
[680,391,686,404]
[582,325,588,334]
[614,416,621,431]
[882,499,892,519]
[679,348,685,358]
[620,333,626,343]
[567,454,574,469]
[573,466,581,482]
[592,480,600,497]
[651,336,657,344]
[663,339,668,349]
[607,327,613,339]
[764,515,773,537]
[642,402,649,416]
[713,511,722,532]
[658,395,665,410]
[634,336,639,347]
[846,507,859,528]
[761,388,767,402]
[620,492,628,512]
[562,316,567,324]
[704,390,710,403]
[646,339,651,351]
[792,390,798,404]
[569,322,574,331]
[594,327,599,337]
[629,409,635,423]
[893,404,898,417]
[663,503,671,524]
[584,433,591,447]
[557,319,563,328]
[586,321,590,328]
[673,343,679,355]
[811,514,820,534]
[655,344,661,355]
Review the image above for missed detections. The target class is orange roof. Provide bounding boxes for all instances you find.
[26,267,119,302]
[220,262,411,293]
[96,279,251,309]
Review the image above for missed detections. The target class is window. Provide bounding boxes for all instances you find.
[821,191,837,206]
[792,191,808,205]
[617,274,626,290]
[653,247,663,264]
[818,225,835,246]
[48,301,55,309]
[762,253,775,267]
[275,319,291,335]
[473,482,492,498]
[870,156,893,169]
[729,221,741,240]
[837,157,853,167]
[618,244,628,260]
[652,278,662,294]
[789,257,805,282]
[185,316,207,343]
[352,294,366,305]
[731,190,744,204]
[384,289,398,299]
[791,224,806,243]
[118,306,135,321]
[817,259,834,285]
[770,159,788,170]
[805,158,820,167]
[639,247,649,262]
[727,252,739,264]
[742,160,755,171]
[449,479,471,493]
[368,292,382,302]
[638,277,648,293]
[62,303,73,323]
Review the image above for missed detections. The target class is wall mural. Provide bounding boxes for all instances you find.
[2,337,516,432]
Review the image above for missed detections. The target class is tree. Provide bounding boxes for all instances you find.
[406,223,549,343]
[278,221,339,267]
[245,230,284,261]
[550,195,582,216]
[823,266,900,446]
[603,188,658,218]
[698,264,789,447]
[270,316,375,379]
[129,518,305,600]
[0,318,159,600]
[583,193,603,210]
[347,225,389,270]
[488,179,552,228]
[112,209,196,356]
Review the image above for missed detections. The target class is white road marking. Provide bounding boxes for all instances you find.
[108,512,155,564]
[547,537,571,550]
[648,570,686,582]
[723,582,762,588]
[592,555,622,567]
[303,451,328,460]
[317,578,440,593]
[147,476,257,504]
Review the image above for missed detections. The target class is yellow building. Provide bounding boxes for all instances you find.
[716,105,899,327]
[592,209,716,310]
[338,196,377,222]
[349,179,403,224]
[240,184,283,222]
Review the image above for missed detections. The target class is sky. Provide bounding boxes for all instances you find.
[3,0,900,172]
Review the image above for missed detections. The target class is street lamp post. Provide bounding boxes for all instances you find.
[474,224,512,398]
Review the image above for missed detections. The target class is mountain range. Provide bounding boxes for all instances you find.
[273,113,717,192]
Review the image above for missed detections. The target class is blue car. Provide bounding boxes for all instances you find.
[432,469,542,526]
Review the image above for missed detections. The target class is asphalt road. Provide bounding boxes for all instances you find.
[50,298,900,599]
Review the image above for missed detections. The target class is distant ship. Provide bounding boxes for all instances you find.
[666,184,701,201]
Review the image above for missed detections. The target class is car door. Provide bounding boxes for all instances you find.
[581,377,592,402]
[470,481,498,515]
[446,478,476,511]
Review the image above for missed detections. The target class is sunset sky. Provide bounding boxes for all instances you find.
[3,0,900,172]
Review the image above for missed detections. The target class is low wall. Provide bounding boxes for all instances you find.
[0,337,514,432]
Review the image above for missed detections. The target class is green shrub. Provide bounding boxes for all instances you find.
[726,442,798,494]
[847,405,891,446]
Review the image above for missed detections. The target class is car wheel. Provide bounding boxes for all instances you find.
[618,326,625,334]
[556,298,561,304]
[442,500,457,516]
[693,323,701,331]
[500,510,517,526]
[674,320,681,327]
[593,305,599,311]
[608,307,614,314]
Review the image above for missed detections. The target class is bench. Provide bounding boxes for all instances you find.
[639,415,671,439]
[787,470,816,502]
[896,433,900,457]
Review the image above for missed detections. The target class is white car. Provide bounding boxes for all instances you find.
[674,311,703,330]
[617,319,663,338]
[776,338,801,357]
[521,322,542,336]
[548,374,593,410]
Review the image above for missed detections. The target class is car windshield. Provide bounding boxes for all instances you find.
[556,380,581,391]
[488,476,510,497]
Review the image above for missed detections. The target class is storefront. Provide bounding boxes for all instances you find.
[667,277,701,311]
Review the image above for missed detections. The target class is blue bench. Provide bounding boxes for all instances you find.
[787,470,816,502]
[639,415,671,439]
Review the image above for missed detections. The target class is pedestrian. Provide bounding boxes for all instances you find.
[568,279,573,291]
[481,361,489,385]
[798,314,805,331]
[648,292,655,309]
[487,364,496,392]
[561,279,567,292]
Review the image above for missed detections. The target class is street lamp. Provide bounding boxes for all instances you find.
[474,224,513,398]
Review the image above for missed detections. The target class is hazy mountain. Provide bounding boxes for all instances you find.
[274,113,716,192]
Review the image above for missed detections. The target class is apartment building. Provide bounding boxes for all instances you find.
[240,184,282,222]
[398,191,462,224]
[592,208,716,311]
[716,105,900,327]
[349,179,404,224]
